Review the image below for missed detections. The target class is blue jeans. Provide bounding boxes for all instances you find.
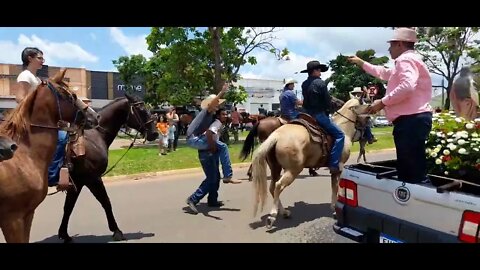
[188,150,221,204]
[311,112,345,170]
[186,135,233,179]
[48,130,68,186]
[364,125,374,141]
[393,112,432,183]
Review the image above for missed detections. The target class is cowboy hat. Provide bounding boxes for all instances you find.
[200,94,226,110]
[300,60,328,73]
[388,27,418,43]
[351,87,364,94]
[284,78,297,86]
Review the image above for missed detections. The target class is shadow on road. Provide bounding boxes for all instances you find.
[182,202,241,220]
[248,201,333,233]
[36,231,155,243]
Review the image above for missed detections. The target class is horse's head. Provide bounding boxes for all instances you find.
[47,69,100,129]
[124,93,158,141]
[333,98,371,133]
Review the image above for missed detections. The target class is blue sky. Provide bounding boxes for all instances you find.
[0,27,445,92]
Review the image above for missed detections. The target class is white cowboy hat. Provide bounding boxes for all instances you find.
[388,27,418,43]
[284,78,297,86]
[351,87,363,94]
[200,94,226,110]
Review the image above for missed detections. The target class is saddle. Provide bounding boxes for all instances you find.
[289,112,333,168]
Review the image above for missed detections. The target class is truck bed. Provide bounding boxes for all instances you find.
[334,160,480,243]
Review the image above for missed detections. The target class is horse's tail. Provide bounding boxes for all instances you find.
[252,131,278,217]
[239,121,259,161]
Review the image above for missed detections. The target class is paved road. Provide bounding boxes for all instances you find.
[0,151,395,243]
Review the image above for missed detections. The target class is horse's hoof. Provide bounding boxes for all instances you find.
[282,210,291,219]
[58,234,73,243]
[266,216,276,229]
[112,230,126,241]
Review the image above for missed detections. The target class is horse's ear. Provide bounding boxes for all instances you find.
[124,92,135,102]
[51,68,67,83]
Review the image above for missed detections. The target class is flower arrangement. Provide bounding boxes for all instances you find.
[425,111,480,184]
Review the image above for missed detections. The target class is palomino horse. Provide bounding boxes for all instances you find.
[251,98,370,228]
[0,69,100,243]
[240,97,347,178]
[58,94,159,243]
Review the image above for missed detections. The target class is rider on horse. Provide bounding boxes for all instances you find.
[300,60,345,174]
[279,78,303,121]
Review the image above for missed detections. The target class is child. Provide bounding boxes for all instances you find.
[156,115,169,156]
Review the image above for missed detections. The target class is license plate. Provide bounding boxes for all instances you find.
[379,233,403,243]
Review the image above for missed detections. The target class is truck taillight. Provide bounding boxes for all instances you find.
[338,178,358,207]
[458,210,480,243]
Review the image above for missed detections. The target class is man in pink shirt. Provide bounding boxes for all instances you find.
[348,28,433,184]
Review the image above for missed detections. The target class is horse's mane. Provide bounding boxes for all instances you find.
[332,98,360,120]
[0,87,39,139]
[98,97,128,112]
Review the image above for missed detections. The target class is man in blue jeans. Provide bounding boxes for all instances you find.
[300,60,345,174]
[350,87,377,144]
[48,130,70,190]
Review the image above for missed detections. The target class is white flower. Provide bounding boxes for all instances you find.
[425,149,430,154]
[447,132,454,136]
[447,139,454,143]
[444,171,449,175]
[475,118,480,122]
[450,111,456,115]
[474,148,479,152]
[466,123,474,129]
[430,131,436,135]
[436,132,444,138]
[462,133,469,139]
[435,159,442,165]
[455,117,463,123]
[433,113,440,117]
[458,148,467,154]
[443,149,450,155]
[472,133,478,138]
[430,152,438,158]
[458,139,466,145]
[448,144,457,151]
[441,140,446,144]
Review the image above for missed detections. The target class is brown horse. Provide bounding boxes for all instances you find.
[250,98,370,228]
[0,69,99,243]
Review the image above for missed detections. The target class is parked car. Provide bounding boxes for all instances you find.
[373,116,391,127]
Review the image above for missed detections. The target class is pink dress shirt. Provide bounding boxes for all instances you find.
[362,50,433,122]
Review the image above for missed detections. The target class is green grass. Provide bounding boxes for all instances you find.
[106,126,394,177]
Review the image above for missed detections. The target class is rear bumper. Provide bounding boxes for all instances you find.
[333,202,460,243]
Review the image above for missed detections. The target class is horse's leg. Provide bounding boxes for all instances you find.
[58,183,84,243]
[267,154,290,219]
[247,163,253,181]
[23,211,35,243]
[86,178,125,241]
[1,218,26,243]
[330,171,341,218]
[267,169,300,228]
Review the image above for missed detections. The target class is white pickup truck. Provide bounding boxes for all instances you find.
[333,159,480,243]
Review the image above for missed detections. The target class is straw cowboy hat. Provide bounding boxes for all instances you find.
[388,27,418,43]
[300,60,329,73]
[200,94,226,110]
[284,78,297,86]
[350,87,364,94]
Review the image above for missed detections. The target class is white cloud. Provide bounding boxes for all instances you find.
[109,27,153,58]
[0,34,98,66]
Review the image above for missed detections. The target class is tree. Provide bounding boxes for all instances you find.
[140,27,288,106]
[327,50,389,101]
[112,54,147,95]
[415,27,480,109]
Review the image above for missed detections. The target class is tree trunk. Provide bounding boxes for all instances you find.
[444,78,454,110]
[209,27,224,94]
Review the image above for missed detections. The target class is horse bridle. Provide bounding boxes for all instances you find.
[30,81,91,132]
[332,106,371,142]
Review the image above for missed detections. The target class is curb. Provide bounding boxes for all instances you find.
[102,148,396,183]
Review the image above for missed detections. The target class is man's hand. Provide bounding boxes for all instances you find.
[347,55,365,67]
[220,82,230,94]
[366,99,386,114]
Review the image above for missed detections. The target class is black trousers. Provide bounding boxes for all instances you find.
[392,112,432,183]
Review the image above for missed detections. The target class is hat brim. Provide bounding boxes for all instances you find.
[201,98,226,110]
[300,64,329,73]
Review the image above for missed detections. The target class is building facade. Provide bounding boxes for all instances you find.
[1,62,287,114]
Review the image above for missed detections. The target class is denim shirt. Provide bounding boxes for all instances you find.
[279,87,298,119]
